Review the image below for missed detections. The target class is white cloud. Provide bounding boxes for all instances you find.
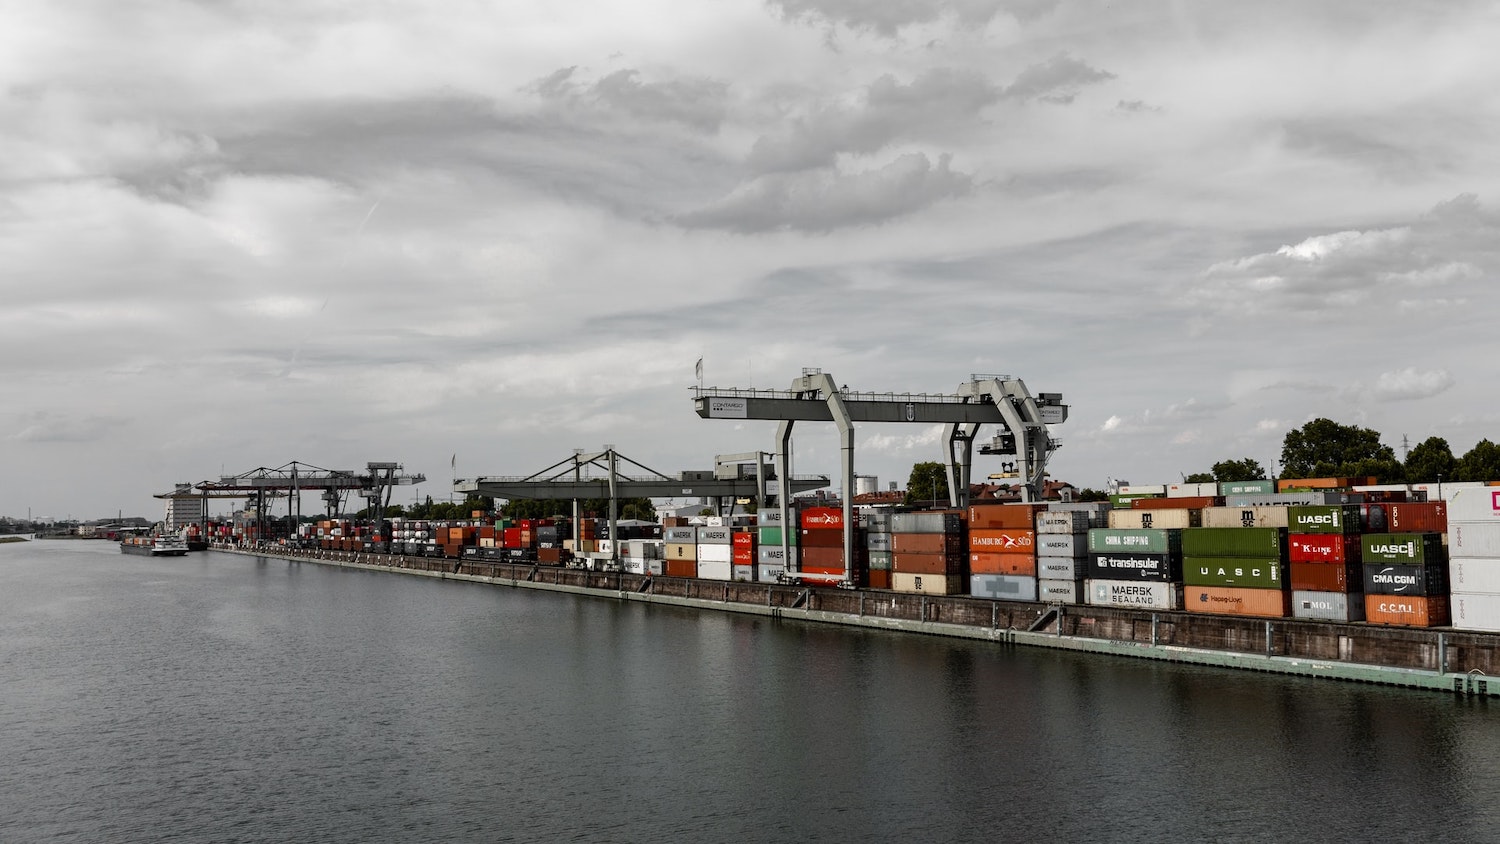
[1372,368,1455,402]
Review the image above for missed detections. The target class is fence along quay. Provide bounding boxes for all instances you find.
[216,542,1500,698]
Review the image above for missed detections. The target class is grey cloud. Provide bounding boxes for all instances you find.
[1371,368,1455,402]
[11,412,127,443]
[1280,118,1436,180]
[1002,54,1115,102]
[1186,194,1499,318]
[767,0,1058,36]
[592,70,730,132]
[677,151,973,232]
[748,68,1000,173]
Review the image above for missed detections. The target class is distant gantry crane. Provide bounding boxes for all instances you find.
[692,369,1066,587]
[160,461,425,536]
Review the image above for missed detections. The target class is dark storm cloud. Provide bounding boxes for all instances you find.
[677,151,973,232]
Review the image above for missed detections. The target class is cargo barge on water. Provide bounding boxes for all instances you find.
[213,536,1500,699]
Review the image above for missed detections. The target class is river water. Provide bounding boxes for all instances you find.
[3,540,1498,843]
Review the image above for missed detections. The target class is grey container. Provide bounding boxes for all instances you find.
[1038,511,1094,534]
[758,545,794,564]
[1037,578,1085,604]
[664,527,698,542]
[865,532,892,552]
[860,511,893,531]
[1225,492,1360,507]
[696,526,733,545]
[970,574,1038,601]
[1037,557,1080,579]
[891,512,964,534]
[1036,533,1086,559]
[1292,591,1365,622]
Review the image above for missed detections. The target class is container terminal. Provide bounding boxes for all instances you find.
[147,369,1500,697]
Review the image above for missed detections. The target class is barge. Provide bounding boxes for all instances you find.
[216,542,1500,698]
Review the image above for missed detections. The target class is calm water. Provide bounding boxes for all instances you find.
[3,540,1499,843]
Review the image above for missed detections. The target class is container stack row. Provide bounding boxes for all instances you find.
[1448,488,1500,631]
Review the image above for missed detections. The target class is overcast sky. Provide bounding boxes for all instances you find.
[5,0,1499,520]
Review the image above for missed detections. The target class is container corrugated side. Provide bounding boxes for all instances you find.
[1362,563,1448,596]
[696,559,733,581]
[1365,595,1449,627]
[665,542,697,561]
[890,572,965,595]
[1183,556,1285,589]
[757,545,794,565]
[1292,591,1365,622]
[1088,528,1181,556]
[697,543,733,564]
[1037,578,1085,604]
[1288,534,1362,564]
[1037,511,1093,534]
[1087,553,1178,582]
[732,565,755,582]
[1447,488,1500,523]
[1289,561,1361,593]
[756,526,797,546]
[1450,523,1500,558]
[970,574,1037,601]
[1037,557,1081,579]
[1219,480,1277,496]
[696,527,733,545]
[1107,509,1199,530]
[755,563,786,583]
[969,552,1036,576]
[1085,579,1183,610]
[1181,527,1286,558]
[967,504,1044,530]
[1184,586,1291,618]
[969,529,1036,553]
[1450,592,1500,633]
[891,512,964,534]
[1287,505,1362,535]
[1035,533,1085,559]
[1201,506,1291,529]
[1448,557,1500,593]
[1361,533,1445,565]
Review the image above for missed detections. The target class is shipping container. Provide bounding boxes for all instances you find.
[800,507,846,530]
[664,559,697,578]
[1226,492,1361,507]
[1450,523,1500,558]
[1086,579,1183,610]
[801,546,863,568]
[890,572,965,595]
[893,533,965,554]
[968,552,1037,576]
[1289,561,1361,593]
[1447,488,1500,523]
[1110,493,1161,508]
[970,574,1037,601]
[755,564,786,583]
[1219,479,1277,496]
[697,543,733,564]
[1181,527,1287,558]
[865,532,892,552]
[732,565,755,582]
[1107,508,1200,530]
[892,551,963,574]
[1086,552,1178,582]
[967,503,1044,529]
[1288,534,1362,565]
[757,545,794,565]
[1369,502,1447,534]
[860,510,893,531]
[756,526,797,546]
[1183,556,1285,589]
[1361,533,1446,566]
[1201,506,1292,529]
[665,542,696,561]
[696,559,733,581]
[1037,578,1085,604]
[732,531,756,548]
[892,512,965,534]
[1288,505,1366,535]
[968,529,1036,553]
[1365,595,1449,627]
[1291,591,1365,622]
[1088,528,1181,556]
[696,527,732,545]
[1118,485,1166,495]
[1447,558,1500,594]
[756,508,788,526]
[1185,586,1291,618]
[868,550,892,570]
[1037,557,1081,580]
[1133,496,1216,511]
[799,528,843,548]
[1450,592,1500,633]
[1035,533,1086,559]
[866,569,891,589]
[664,526,697,542]
[1037,511,1094,534]
[1168,482,1220,498]
[1362,563,1448,596]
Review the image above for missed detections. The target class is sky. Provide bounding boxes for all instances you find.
[4,0,1500,521]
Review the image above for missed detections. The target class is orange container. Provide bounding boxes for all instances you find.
[892,533,961,554]
[664,559,697,578]
[892,551,959,574]
[867,570,892,589]
[967,504,1043,529]
[968,529,1036,553]
[969,552,1036,576]
[800,528,842,548]
[1184,586,1291,618]
[1133,496,1216,510]
[1365,595,1450,627]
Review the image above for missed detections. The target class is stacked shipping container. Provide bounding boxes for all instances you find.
[891,511,965,595]
[967,503,1043,602]
[1448,489,1500,631]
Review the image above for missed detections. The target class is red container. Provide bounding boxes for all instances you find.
[800,507,845,530]
[867,570,892,590]
[967,504,1043,530]
[537,547,563,564]
[664,559,697,578]
[801,546,864,567]
[968,529,1036,553]
[1378,502,1448,534]
[1289,561,1361,592]
[732,532,756,548]
[893,533,964,554]
[732,548,754,564]
[1365,595,1450,627]
[1133,496,1217,510]
[892,551,962,574]
[969,552,1036,576]
[1288,534,1362,565]
[800,528,842,548]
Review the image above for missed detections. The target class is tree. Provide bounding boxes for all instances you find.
[905,461,949,506]
[1211,458,1266,481]
[1456,439,1500,483]
[1182,472,1215,484]
[1404,437,1457,483]
[1075,488,1110,502]
[1280,418,1403,481]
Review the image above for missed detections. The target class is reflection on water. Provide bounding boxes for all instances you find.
[1,540,1496,843]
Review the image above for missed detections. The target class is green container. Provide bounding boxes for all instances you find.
[1088,528,1181,556]
[1110,493,1160,509]
[868,550,892,570]
[1181,527,1286,558]
[757,526,798,546]
[1183,556,1285,589]
[1218,480,1276,496]
[1361,533,1446,565]
[1287,505,1362,535]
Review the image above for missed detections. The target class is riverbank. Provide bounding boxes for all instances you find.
[217,543,1500,698]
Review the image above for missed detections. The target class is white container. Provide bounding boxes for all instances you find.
[1036,533,1085,559]
[1085,579,1183,610]
[970,574,1037,601]
[1107,509,1198,530]
[621,558,648,575]
[1037,578,1084,604]
[1448,488,1500,523]
[1451,592,1500,632]
[696,559,733,581]
[1201,506,1291,529]
[890,572,964,595]
[1451,525,1500,559]
[1037,557,1079,580]
[1037,511,1092,534]
[696,543,733,564]
[1448,558,1500,593]
[1168,482,1220,498]
[732,565,754,582]
[755,564,786,582]
[1119,485,1166,495]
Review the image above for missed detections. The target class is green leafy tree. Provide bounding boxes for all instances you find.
[1076,488,1110,502]
[1183,472,1215,484]
[905,461,949,506]
[1404,437,1457,483]
[1456,439,1500,482]
[1280,418,1403,481]
[1211,458,1266,481]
